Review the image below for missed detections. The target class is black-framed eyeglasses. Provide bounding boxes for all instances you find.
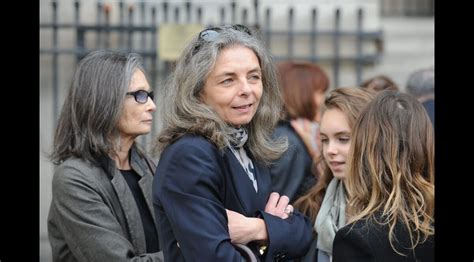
[126,89,154,104]
[193,24,252,55]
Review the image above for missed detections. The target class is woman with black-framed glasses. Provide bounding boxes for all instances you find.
[152,25,312,261]
[48,50,164,261]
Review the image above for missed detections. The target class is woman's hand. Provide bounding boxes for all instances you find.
[226,192,294,245]
[226,209,267,244]
[264,192,293,219]
[226,192,293,246]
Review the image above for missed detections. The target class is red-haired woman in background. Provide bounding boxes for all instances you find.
[270,61,329,203]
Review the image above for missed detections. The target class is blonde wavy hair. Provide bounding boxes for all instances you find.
[345,90,434,255]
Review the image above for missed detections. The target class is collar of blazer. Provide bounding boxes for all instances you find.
[99,144,150,178]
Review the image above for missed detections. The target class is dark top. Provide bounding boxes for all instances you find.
[121,169,160,253]
[153,134,313,262]
[422,99,434,127]
[333,215,434,262]
[269,120,317,202]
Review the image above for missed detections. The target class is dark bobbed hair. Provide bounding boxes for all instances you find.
[361,75,399,92]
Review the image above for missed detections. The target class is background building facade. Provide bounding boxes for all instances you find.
[40,0,433,260]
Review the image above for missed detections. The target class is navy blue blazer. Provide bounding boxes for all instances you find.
[153,134,312,261]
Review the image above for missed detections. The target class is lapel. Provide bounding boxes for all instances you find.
[223,147,269,215]
[130,148,160,235]
[106,146,148,254]
[110,168,146,253]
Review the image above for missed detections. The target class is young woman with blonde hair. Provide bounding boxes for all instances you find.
[333,90,434,261]
[293,87,376,261]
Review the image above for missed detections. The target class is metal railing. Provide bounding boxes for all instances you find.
[40,0,384,150]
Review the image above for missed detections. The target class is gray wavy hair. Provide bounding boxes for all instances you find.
[406,67,434,98]
[51,50,147,165]
[154,25,287,164]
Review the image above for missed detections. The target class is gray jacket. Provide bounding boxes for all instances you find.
[47,145,164,262]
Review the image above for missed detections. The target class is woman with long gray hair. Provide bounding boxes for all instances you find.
[152,25,312,261]
[48,50,163,261]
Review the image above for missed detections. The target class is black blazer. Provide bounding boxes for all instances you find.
[333,216,434,262]
[153,134,312,261]
[269,121,316,202]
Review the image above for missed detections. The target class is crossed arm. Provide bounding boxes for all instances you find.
[226,192,294,245]
[155,137,312,260]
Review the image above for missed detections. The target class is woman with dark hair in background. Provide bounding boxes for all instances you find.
[270,61,329,203]
[361,74,399,92]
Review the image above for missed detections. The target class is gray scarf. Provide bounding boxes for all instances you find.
[315,177,346,258]
[228,127,257,192]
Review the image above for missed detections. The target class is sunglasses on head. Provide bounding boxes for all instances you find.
[192,24,252,55]
[126,89,154,104]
